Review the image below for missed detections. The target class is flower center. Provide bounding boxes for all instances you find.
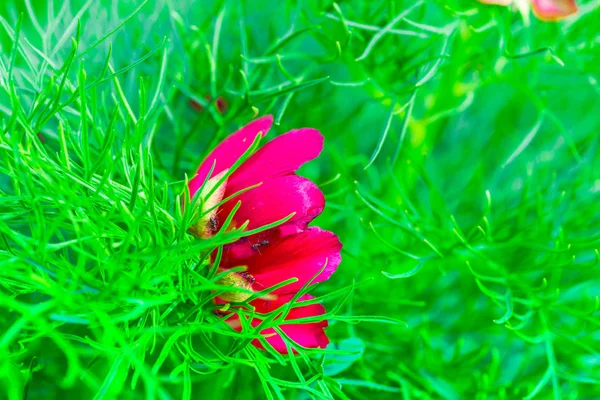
[190,169,228,238]
[216,269,255,303]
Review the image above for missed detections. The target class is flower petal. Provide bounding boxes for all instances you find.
[251,295,329,353]
[478,0,513,5]
[226,128,324,193]
[189,115,274,198]
[221,227,342,296]
[531,0,577,21]
[221,296,329,354]
[218,175,324,233]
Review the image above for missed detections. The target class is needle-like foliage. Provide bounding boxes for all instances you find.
[0,0,599,399]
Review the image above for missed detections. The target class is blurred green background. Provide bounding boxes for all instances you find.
[1,0,599,398]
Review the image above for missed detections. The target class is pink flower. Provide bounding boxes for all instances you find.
[479,0,578,21]
[188,115,342,353]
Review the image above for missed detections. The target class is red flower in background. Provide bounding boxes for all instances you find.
[188,115,341,353]
[190,95,229,114]
[479,0,578,21]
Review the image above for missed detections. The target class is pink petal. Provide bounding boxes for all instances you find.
[531,0,577,20]
[226,128,324,193]
[478,0,513,5]
[252,295,329,353]
[188,115,274,198]
[218,295,328,353]
[221,227,342,296]
[217,223,306,270]
[217,229,283,267]
[217,175,324,232]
